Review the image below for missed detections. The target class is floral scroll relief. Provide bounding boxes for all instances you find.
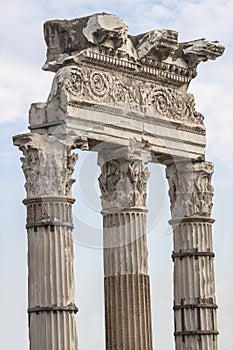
[140,83,203,124]
[50,65,204,125]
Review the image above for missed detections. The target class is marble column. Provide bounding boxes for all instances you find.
[98,148,153,350]
[166,161,218,350]
[13,133,79,350]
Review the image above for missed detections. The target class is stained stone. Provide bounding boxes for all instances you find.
[30,13,224,164]
[13,12,224,350]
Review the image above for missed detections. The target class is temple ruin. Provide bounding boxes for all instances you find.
[13,13,225,350]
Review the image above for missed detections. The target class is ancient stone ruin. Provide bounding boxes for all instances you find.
[13,13,224,350]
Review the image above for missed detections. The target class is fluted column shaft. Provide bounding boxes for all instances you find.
[13,134,79,350]
[166,161,218,350]
[98,154,153,350]
[25,197,78,349]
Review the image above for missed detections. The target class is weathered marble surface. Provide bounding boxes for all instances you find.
[13,12,224,350]
[98,148,153,350]
[166,162,218,349]
[43,13,224,73]
[166,161,214,219]
[26,13,224,164]
[13,133,79,350]
[13,133,78,198]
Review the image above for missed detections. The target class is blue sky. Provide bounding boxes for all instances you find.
[0,0,233,349]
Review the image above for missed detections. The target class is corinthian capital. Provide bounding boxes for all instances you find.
[98,159,150,212]
[166,161,214,219]
[13,133,78,198]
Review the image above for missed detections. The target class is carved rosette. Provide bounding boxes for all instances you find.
[166,162,214,219]
[65,66,84,96]
[13,134,78,198]
[89,71,109,98]
[98,159,150,211]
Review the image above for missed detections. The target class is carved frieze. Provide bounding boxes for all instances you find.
[13,134,78,198]
[140,83,204,124]
[48,65,204,125]
[98,159,150,211]
[166,162,214,219]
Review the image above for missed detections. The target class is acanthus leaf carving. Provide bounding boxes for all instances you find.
[166,162,214,219]
[98,159,150,211]
[13,134,78,198]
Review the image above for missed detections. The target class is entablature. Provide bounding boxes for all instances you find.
[26,13,224,164]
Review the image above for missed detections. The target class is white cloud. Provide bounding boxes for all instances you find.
[1,2,233,349]
[1,0,232,160]
[176,0,233,40]
[128,0,233,40]
[0,56,53,123]
[189,59,233,164]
